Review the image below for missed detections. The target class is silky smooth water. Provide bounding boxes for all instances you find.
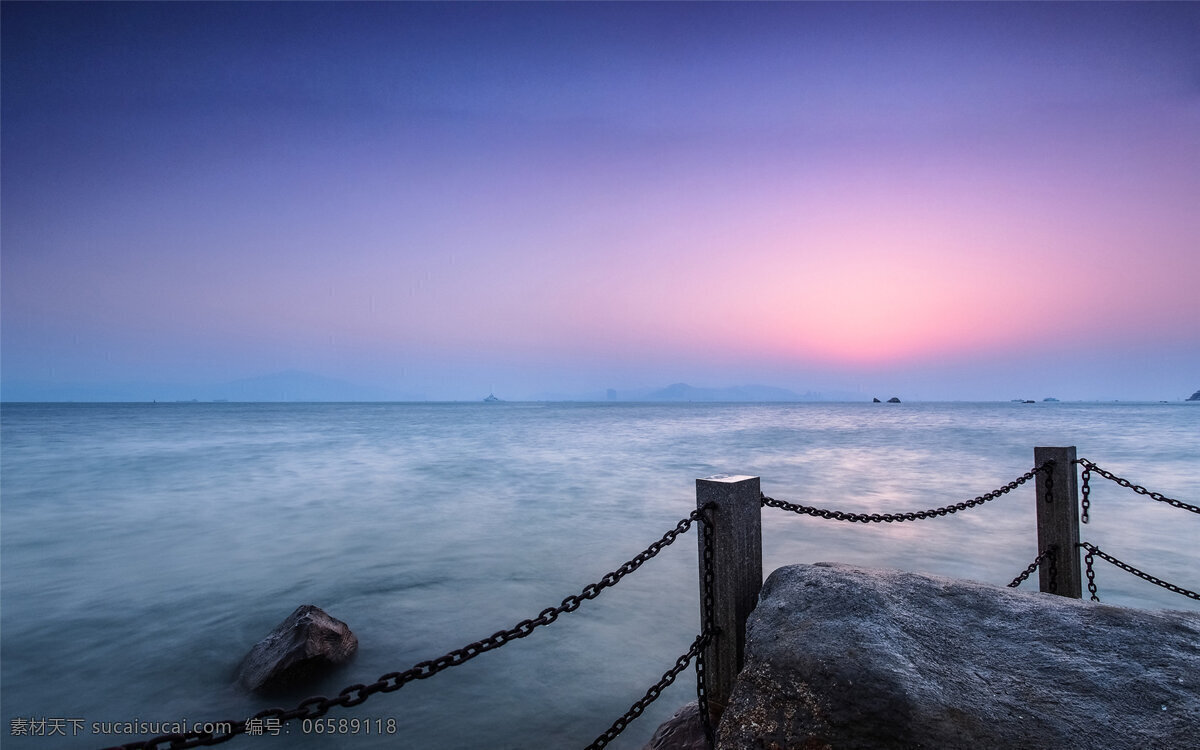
[2,402,1197,749]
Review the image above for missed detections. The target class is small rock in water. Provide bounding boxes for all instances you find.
[237,605,357,693]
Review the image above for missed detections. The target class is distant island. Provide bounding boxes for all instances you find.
[1188,390,1200,402]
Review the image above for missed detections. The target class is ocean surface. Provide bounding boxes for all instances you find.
[2,401,1197,749]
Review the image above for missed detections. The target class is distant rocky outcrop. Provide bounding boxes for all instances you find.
[872,397,882,403]
[704,563,1200,749]
[887,396,901,403]
[237,605,357,693]
[1188,390,1200,402]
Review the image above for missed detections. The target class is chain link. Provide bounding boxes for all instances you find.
[1043,460,1055,505]
[1007,547,1057,591]
[1079,542,1200,602]
[694,649,713,749]
[761,466,1044,523]
[1007,553,1042,588]
[584,633,710,750]
[104,510,706,750]
[1083,546,1099,601]
[1075,458,1199,516]
[1079,465,1091,524]
[696,503,717,747]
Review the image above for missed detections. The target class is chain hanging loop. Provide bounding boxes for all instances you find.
[761,466,1043,524]
[1079,464,1092,524]
[1083,545,1099,601]
[1078,542,1199,602]
[1075,458,1199,515]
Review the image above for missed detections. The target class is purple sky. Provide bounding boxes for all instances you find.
[3,2,1199,401]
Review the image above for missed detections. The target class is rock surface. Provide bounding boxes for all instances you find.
[641,701,708,750]
[714,563,1199,750]
[237,605,358,693]
[1187,389,1200,401]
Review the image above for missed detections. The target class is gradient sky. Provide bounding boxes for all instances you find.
[3,2,1199,401]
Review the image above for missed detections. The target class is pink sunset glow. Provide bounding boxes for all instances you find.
[3,3,1198,401]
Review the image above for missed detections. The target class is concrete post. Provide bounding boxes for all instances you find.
[1034,446,1082,598]
[697,474,762,720]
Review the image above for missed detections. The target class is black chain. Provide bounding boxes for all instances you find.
[584,633,710,750]
[1043,460,1055,504]
[1079,542,1200,603]
[104,510,706,750]
[587,502,720,749]
[1007,547,1057,591]
[1007,553,1043,588]
[696,503,717,747]
[1075,458,1199,516]
[760,466,1043,523]
[1083,545,1099,601]
[1079,464,1091,524]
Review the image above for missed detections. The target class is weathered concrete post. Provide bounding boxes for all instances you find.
[697,474,762,721]
[1034,446,1082,598]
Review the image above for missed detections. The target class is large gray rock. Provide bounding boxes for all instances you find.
[237,605,358,693]
[717,563,1199,750]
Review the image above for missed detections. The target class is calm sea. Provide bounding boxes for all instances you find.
[2,402,1197,749]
